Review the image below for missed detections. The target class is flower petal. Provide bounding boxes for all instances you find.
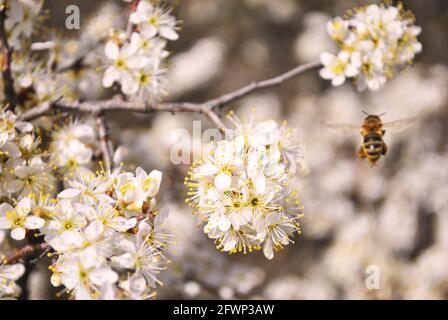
[24,216,45,229]
[58,188,81,199]
[11,227,26,240]
[214,173,231,191]
[0,217,12,229]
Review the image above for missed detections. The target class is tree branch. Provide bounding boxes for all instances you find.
[20,96,228,130]
[204,59,322,110]
[19,60,321,129]
[1,242,50,265]
[96,113,114,170]
[0,2,19,110]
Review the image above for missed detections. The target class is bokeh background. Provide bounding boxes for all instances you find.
[31,0,448,299]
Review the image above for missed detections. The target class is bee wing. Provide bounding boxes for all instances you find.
[383,117,419,132]
[325,123,359,136]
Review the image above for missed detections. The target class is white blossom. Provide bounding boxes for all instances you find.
[0,263,25,298]
[0,197,45,240]
[129,0,179,41]
[320,3,422,91]
[186,111,304,259]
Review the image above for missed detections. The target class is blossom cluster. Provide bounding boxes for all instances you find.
[0,230,25,298]
[185,112,305,260]
[0,165,170,299]
[103,0,179,101]
[0,109,54,202]
[0,107,171,299]
[320,2,422,91]
[49,119,97,177]
[4,0,42,49]
[43,166,170,300]
[2,0,69,110]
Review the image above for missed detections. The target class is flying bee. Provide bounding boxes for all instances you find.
[326,112,418,165]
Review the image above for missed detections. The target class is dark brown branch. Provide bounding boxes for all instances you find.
[0,3,19,110]
[1,242,50,265]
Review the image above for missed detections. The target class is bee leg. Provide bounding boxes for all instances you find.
[382,143,388,155]
[358,146,367,159]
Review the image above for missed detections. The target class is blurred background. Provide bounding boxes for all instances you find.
[34,0,448,299]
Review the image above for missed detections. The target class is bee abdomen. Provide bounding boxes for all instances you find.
[363,133,384,162]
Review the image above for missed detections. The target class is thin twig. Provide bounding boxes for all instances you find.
[30,246,52,265]
[96,113,114,170]
[0,2,19,110]
[1,242,50,265]
[204,59,322,110]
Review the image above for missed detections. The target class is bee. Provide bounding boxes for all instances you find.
[326,112,418,165]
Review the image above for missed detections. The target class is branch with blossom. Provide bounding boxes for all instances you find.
[19,59,322,125]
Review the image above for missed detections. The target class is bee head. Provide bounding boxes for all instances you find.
[362,111,385,129]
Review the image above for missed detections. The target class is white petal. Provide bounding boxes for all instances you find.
[47,231,83,252]
[14,165,28,179]
[102,67,119,88]
[222,233,238,252]
[114,236,137,253]
[135,167,147,179]
[59,265,79,289]
[58,188,81,199]
[159,27,179,41]
[105,41,119,60]
[141,25,158,39]
[24,216,45,229]
[4,179,24,193]
[129,11,145,24]
[85,220,104,242]
[11,227,26,240]
[111,217,136,232]
[197,163,219,176]
[218,215,231,232]
[0,264,25,280]
[154,207,168,227]
[89,268,118,286]
[2,142,21,157]
[338,51,350,61]
[0,203,14,215]
[345,64,359,77]
[332,75,346,86]
[111,253,135,269]
[0,217,12,229]
[120,73,139,95]
[320,52,336,66]
[127,56,149,69]
[263,239,274,260]
[319,67,334,80]
[146,170,162,197]
[16,197,31,214]
[253,174,266,195]
[214,173,231,191]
